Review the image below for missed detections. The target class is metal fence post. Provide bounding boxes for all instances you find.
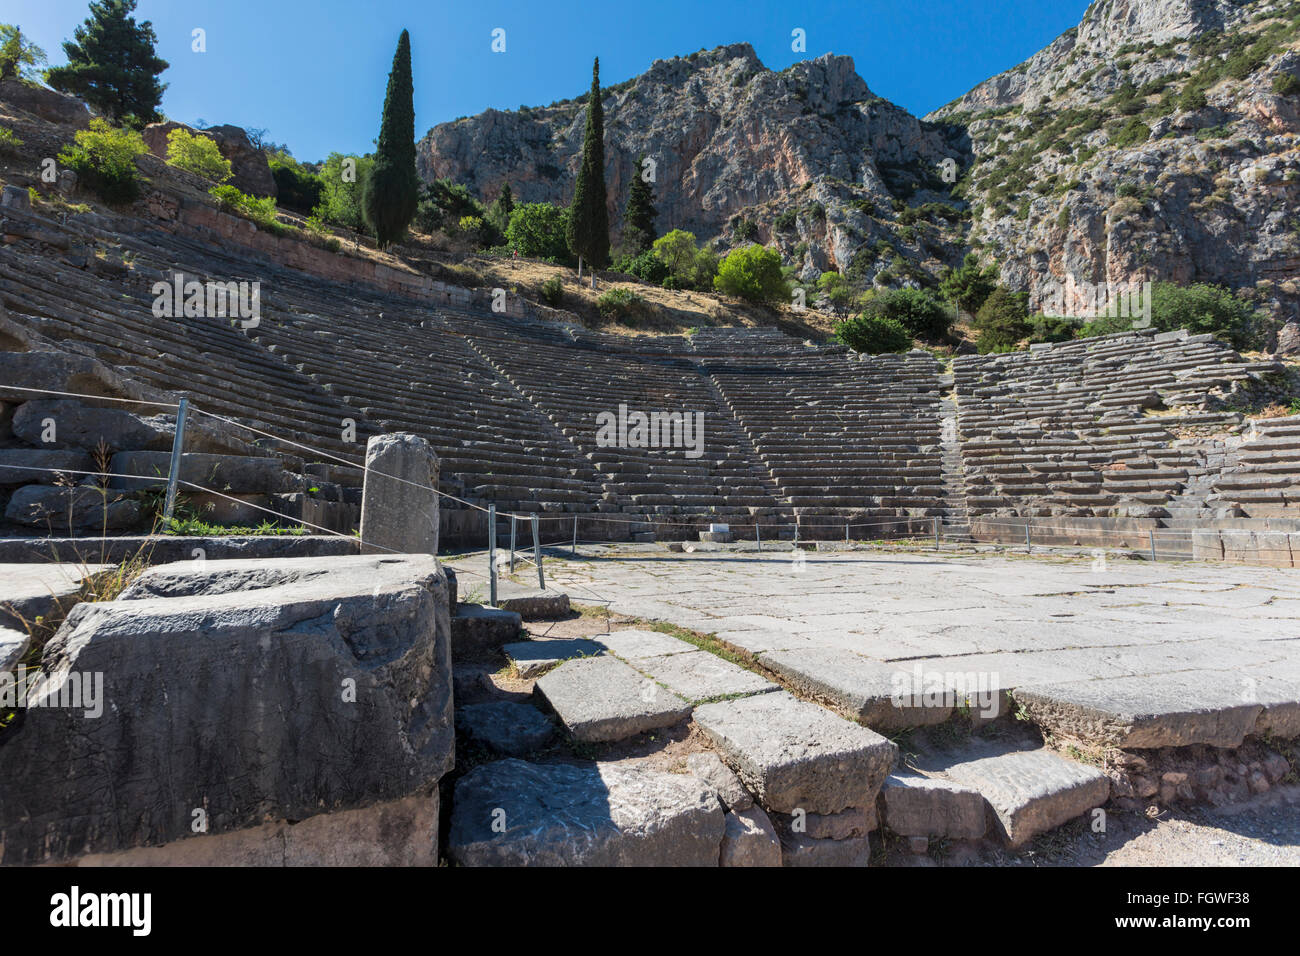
[845,520,849,544]
[509,514,517,573]
[1025,523,1032,554]
[572,515,578,558]
[488,504,498,606]
[1149,529,1157,563]
[163,396,189,523]
[756,522,762,552]
[533,515,544,589]
[933,516,940,550]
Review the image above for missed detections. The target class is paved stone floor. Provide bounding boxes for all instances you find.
[530,545,1300,696]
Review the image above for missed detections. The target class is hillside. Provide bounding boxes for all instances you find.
[419,0,1300,335]
[932,0,1300,324]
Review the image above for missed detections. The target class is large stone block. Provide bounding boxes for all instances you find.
[0,554,453,865]
[692,692,897,814]
[4,483,142,531]
[721,806,782,867]
[109,451,293,494]
[359,432,439,556]
[0,562,110,630]
[11,399,174,452]
[0,449,94,486]
[879,773,987,840]
[448,758,724,866]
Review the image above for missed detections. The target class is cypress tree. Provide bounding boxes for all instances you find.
[362,29,419,249]
[566,57,610,280]
[622,154,658,255]
[46,0,168,127]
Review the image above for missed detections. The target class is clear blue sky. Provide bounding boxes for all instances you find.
[10,0,1091,162]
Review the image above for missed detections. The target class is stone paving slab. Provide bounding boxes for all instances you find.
[503,638,605,679]
[779,831,871,867]
[1011,671,1268,749]
[760,646,953,730]
[448,758,724,866]
[534,655,691,743]
[942,749,1111,848]
[597,628,697,660]
[633,650,779,704]
[692,691,897,814]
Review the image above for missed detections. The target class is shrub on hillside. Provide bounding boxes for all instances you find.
[938,253,998,314]
[539,276,563,307]
[506,202,570,260]
[210,184,282,232]
[1273,73,1300,97]
[713,244,789,305]
[613,249,669,285]
[973,286,1031,352]
[596,286,645,320]
[860,287,952,339]
[1149,281,1261,349]
[0,126,21,154]
[834,313,912,354]
[57,118,147,203]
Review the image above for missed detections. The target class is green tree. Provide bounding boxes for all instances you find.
[362,29,419,249]
[57,116,146,203]
[834,313,912,354]
[861,287,952,339]
[0,24,47,82]
[46,0,168,127]
[652,229,699,281]
[816,271,855,313]
[506,202,570,260]
[487,182,515,235]
[268,151,323,215]
[164,128,231,183]
[939,253,998,315]
[622,155,657,255]
[713,245,789,305]
[1150,281,1260,349]
[973,286,1031,352]
[314,152,373,232]
[566,57,610,281]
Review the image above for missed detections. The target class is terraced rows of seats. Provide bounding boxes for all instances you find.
[464,314,794,530]
[952,331,1282,519]
[0,206,366,463]
[704,350,946,535]
[1213,415,1300,518]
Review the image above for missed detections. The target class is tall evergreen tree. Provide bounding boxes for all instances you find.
[566,57,610,281]
[488,181,515,235]
[362,29,419,249]
[46,1,168,127]
[622,154,658,255]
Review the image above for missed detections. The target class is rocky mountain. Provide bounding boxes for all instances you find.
[418,0,1300,325]
[417,44,966,282]
[932,0,1300,324]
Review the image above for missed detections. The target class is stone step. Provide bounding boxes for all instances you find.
[533,655,691,743]
[447,758,725,866]
[691,691,897,815]
[939,749,1111,848]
